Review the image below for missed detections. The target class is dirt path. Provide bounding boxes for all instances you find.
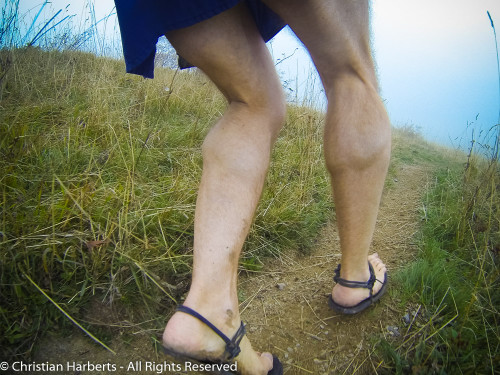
[238,163,432,374]
[33,162,432,375]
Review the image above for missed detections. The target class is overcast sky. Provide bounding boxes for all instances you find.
[373,0,500,149]
[18,0,500,148]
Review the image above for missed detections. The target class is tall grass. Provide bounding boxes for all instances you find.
[374,126,499,374]
[0,47,332,360]
[363,11,500,373]
[0,1,332,359]
[0,0,120,54]
[3,2,497,370]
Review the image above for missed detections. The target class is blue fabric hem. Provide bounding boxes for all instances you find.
[115,0,285,79]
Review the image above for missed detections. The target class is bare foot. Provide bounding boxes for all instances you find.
[331,253,387,307]
[162,304,274,375]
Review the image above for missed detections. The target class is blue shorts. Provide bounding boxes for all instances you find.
[114,0,285,78]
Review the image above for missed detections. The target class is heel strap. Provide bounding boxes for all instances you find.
[176,305,246,361]
[333,263,377,297]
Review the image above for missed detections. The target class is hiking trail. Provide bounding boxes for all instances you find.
[35,162,433,374]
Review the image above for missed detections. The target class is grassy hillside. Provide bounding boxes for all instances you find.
[0,49,498,373]
[0,48,332,359]
[376,133,499,373]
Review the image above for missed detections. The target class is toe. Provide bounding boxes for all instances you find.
[368,254,387,294]
[260,352,274,371]
[235,338,275,375]
[368,253,386,273]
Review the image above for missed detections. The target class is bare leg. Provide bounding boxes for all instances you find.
[263,0,391,306]
[161,4,286,374]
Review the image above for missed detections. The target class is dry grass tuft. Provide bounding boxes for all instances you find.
[0,48,331,360]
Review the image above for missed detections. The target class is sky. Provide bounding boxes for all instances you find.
[371,0,500,149]
[17,0,500,148]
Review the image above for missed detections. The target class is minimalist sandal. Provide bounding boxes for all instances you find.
[328,262,388,315]
[162,305,283,375]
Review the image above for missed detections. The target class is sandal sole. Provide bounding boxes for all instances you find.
[328,272,388,315]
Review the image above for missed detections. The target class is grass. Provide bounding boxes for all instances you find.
[0,3,498,370]
[1,49,498,373]
[370,13,500,372]
[374,133,499,374]
[0,47,332,361]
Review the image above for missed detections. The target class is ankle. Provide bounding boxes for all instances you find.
[339,263,370,282]
[182,294,241,330]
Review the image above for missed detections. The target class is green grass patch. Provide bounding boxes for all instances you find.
[375,152,499,374]
[0,48,332,360]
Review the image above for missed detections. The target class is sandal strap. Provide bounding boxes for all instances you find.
[176,305,246,361]
[333,263,377,295]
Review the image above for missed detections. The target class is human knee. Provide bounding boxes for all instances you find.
[228,81,287,140]
[324,75,391,173]
[259,91,287,140]
[200,92,285,177]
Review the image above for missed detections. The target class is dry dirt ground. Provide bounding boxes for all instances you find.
[239,163,431,374]
[33,163,432,375]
